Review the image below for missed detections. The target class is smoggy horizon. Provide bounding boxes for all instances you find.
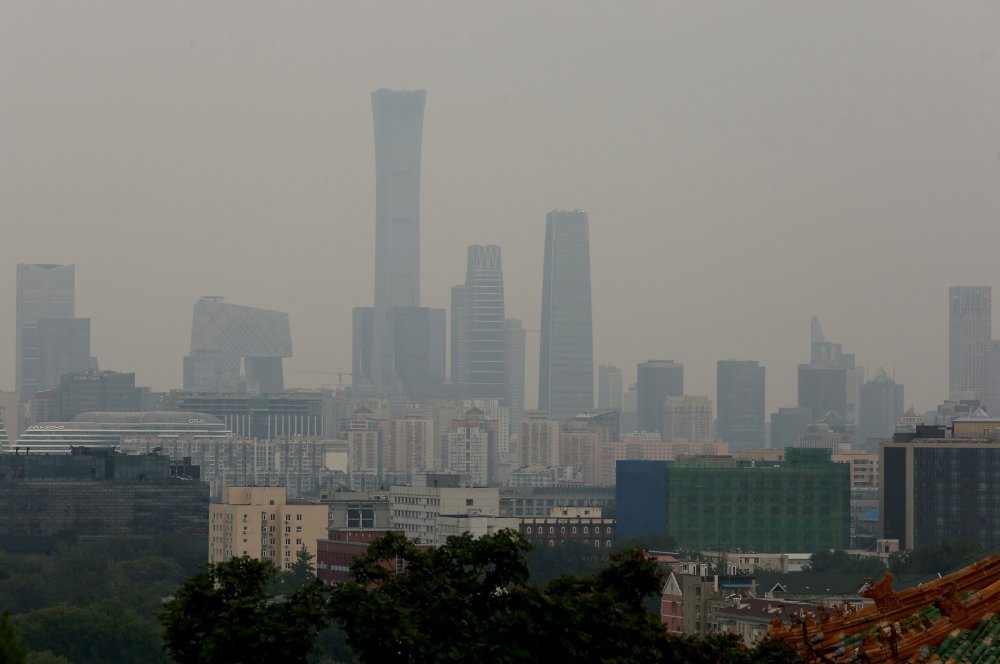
[3,2,1000,416]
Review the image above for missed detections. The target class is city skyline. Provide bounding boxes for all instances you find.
[2,3,999,415]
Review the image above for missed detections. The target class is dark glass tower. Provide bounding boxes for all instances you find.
[716,360,765,451]
[539,210,593,420]
[637,360,684,438]
[370,89,426,386]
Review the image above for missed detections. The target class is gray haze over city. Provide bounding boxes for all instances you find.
[3,1,1000,413]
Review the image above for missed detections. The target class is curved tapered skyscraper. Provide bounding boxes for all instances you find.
[370,89,426,386]
[539,210,594,420]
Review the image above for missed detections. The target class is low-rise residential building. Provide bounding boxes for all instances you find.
[519,506,615,549]
[388,472,503,546]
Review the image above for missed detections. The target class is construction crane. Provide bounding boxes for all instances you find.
[287,369,353,388]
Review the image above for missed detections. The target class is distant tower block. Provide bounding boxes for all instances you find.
[539,210,594,420]
[183,297,292,394]
[370,89,426,386]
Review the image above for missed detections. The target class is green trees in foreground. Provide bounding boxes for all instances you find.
[163,531,803,663]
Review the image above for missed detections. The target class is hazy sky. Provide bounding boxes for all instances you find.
[3,2,999,415]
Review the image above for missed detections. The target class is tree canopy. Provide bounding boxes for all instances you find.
[161,556,328,664]
[329,530,802,663]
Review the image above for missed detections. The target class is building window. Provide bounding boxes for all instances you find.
[466,499,474,506]
[571,527,577,534]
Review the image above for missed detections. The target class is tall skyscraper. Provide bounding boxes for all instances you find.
[16,264,76,402]
[505,319,526,426]
[798,317,860,425]
[636,360,683,438]
[389,307,446,387]
[352,307,374,385]
[183,297,292,394]
[370,89,426,387]
[716,359,765,451]
[859,369,904,443]
[949,286,992,405]
[539,210,594,420]
[37,318,92,393]
[452,246,506,400]
[598,364,624,411]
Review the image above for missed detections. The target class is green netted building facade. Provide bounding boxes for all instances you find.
[665,448,849,551]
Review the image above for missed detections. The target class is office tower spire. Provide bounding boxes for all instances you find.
[539,210,593,420]
[370,89,426,386]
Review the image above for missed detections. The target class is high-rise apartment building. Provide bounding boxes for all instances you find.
[451,246,506,401]
[370,89,426,386]
[539,210,594,420]
[16,264,77,401]
[598,364,624,411]
[637,360,683,438]
[447,408,500,486]
[949,286,992,406]
[859,369,904,443]
[662,395,713,442]
[716,360,765,451]
[505,319,526,426]
[519,410,560,467]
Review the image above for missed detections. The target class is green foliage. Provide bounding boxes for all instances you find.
[161,556,328,664]
[889,541,983,577]
[269,547,319,596]
[524,540,609,584]
[11,601,164,664]
[0,534,205,662]
[329,530,803,663]
[25,652,73,664]
[0,612,28,664]
[613,532,679,553]
[805,549,885,575]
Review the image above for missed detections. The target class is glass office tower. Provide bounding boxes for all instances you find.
[539,210,593,420]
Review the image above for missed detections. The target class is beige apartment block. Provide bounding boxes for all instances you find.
[209,486,328,571]
[663,395,713,442]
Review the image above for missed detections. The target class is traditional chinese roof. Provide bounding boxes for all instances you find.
[768,555,1000,662]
